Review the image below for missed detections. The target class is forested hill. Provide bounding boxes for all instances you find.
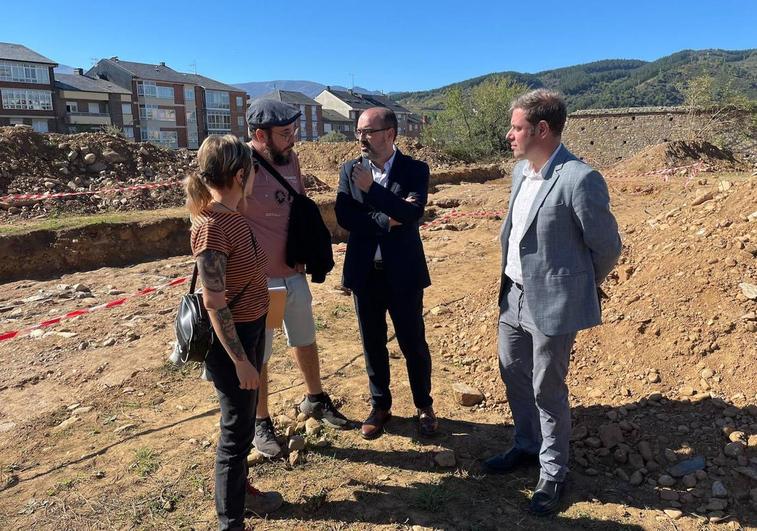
[392,49,757,113]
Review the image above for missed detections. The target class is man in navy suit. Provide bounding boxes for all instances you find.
[335,107,437,440]
[484,89,622,515]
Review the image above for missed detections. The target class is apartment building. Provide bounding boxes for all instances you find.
[55,69,132,135]
[321,108,354,138]
[0,42,58,132]
[315,87,422,138]
[87,58,246,149]
[259,89,323,140]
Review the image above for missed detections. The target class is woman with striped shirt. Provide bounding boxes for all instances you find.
[186,134,281,530]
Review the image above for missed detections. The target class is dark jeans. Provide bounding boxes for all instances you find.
[204,315,266,531]
[353,267,433,411]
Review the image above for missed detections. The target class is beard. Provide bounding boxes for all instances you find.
[360,140,375,158]
[265,144,291,165]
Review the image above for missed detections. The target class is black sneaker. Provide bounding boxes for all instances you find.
[298,393,349,429]
[253,417,282,458]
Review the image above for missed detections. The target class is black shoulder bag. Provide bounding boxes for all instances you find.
[172,233,260,364]
[252,150,334,283]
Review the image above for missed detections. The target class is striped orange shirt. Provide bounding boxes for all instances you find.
[191,208,269,322]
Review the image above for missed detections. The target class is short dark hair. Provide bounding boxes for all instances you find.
[510,89,567,135]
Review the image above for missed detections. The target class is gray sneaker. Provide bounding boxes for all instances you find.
[253,418,282,458]
[245,480,283,515]
[298,393,349,429]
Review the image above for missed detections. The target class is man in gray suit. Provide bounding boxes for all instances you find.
[484,89,622,516]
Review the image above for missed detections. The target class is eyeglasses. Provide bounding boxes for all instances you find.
[354,127,390,139]
[272,127,299,140]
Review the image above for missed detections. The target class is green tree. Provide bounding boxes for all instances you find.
[422,76,528,161]
[680,74,754,143]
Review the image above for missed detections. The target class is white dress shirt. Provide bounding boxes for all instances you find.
[505,144,563,284]
[370,146,397,261]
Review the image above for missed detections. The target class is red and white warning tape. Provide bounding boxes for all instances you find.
[0,275,188,342]
[0,180,183,203]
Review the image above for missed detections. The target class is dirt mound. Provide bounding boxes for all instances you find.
[0,129,471,222]
[428,174,757,524]
[608,140,744,177]
[0,127,194,220]
[295,136,464,175]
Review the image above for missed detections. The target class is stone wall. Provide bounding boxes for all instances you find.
[562,106,755,168]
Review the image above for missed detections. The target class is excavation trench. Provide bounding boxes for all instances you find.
[1,165,505,282]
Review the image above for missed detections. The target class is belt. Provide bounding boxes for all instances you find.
[373,260,384,271]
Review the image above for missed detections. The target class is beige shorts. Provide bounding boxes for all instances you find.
[263,273,316,364]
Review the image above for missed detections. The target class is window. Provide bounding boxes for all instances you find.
[187,125,199,149]
[0,61,50,84]
[141,128,177,148]
[139,104,175,122]
[123,126,134,139]
[235,96,243,107]
[311,107,317,120]
[32,119,48,133]
[159,131,178,148]
[88,102,100,114]
[66,101,78,113]
[184,87,195,104]
[1,88,54,110]
[137,81,157,97]
[206,90,230,110]
[122,103,132,115]
[237,116,244,127]
[186,110,196,122]
[207,110,231,133]
[157,85,174,100]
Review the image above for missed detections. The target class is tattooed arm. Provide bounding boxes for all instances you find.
[197,249,259,390]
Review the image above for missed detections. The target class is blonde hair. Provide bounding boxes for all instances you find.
[185,134,252,217]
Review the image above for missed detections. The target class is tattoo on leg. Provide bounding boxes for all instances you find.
[197,250,227,293]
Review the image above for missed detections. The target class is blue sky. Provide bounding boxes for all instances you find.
[2,0,755,92]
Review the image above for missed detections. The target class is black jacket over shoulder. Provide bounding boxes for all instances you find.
[335,149,431,295]
[287,192,334,283]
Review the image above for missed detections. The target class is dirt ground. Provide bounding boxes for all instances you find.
[0,160,755,529]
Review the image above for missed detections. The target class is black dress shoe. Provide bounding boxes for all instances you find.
[482,447,539,474]
[361,407,391,440]
[417,406,438,437]
[529,477,566,516]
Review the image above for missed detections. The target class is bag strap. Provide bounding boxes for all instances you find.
[189,263,199,294]
[252,149,300,199]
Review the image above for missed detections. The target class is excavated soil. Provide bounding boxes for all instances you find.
[0,163,754,530]
[607,141,746,178]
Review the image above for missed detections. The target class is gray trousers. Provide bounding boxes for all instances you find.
[498,281,576,482]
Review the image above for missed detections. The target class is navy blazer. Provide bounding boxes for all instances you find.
[498,145,622,335]
[335,149,431,296]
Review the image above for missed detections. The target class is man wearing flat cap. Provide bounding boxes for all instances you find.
[239,98,350,459]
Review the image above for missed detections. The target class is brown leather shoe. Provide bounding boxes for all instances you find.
[418,406,438,436]
[361,407,391,440]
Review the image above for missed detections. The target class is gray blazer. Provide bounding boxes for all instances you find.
[498,145,622,336]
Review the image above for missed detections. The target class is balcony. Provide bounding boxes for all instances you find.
[66,112,112,125]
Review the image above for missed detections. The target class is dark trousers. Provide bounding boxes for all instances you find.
[204,315,266,531]
[353,267,432,411]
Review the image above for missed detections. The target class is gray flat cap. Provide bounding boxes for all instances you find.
[246,98,302,129]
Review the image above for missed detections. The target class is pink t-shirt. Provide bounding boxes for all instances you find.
[239,150,305,278]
